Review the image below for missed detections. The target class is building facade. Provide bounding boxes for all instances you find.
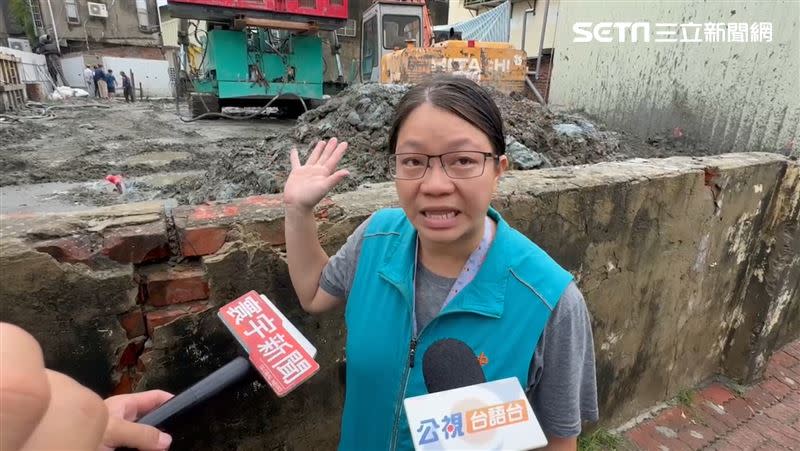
[31,0,161,52]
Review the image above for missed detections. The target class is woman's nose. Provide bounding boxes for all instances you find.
[420,158,455,194]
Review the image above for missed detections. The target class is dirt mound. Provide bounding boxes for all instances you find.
[172,83,632,204]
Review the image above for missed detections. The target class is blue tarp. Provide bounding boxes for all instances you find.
[432,1,512,42]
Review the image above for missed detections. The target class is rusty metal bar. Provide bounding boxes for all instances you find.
[234,17,318,32]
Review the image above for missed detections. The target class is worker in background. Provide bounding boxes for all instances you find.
[106,69,118,99]
[94,65,108,99]
[83,65,95,97]
[121,72,133,103]
[34,34,66,87]
[0,322,174,451]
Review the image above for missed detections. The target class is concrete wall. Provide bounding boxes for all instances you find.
[39,0,160,49]
[509,0,558,58]
[547,0,800,153]
[1,153,798,449]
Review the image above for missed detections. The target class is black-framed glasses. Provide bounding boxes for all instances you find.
[391,151,498,180]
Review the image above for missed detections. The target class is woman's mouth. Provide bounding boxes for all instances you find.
[421,209,460,229]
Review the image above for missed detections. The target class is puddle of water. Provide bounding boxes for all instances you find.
[1,182,98,214]
[125,151,191,166]
[0,171,203,215]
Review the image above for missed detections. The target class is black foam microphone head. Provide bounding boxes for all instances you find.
[422,338,486,393]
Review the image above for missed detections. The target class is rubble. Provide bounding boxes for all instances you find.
[2,83,774,213]
[167,83,629,204]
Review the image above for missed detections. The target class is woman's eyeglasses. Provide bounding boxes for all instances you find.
[391,151,498,180]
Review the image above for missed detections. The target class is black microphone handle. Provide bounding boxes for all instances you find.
[136,356,252,427]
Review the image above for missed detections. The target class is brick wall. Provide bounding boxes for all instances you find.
[527,51,553,104]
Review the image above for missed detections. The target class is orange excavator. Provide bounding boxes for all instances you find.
[360,0,527,94]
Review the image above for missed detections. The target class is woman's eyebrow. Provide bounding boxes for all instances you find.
[397,137,482,150]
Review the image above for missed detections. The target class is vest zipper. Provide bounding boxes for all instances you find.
[389,337,417,451]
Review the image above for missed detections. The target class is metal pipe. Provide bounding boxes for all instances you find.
[525,76,545,105]
[45,0,60,54]
[520,8,533,54]
[331,31,344,82]
[535,0,550,80]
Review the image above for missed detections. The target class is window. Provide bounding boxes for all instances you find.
[336,19,357,38]
[65,0,80,24]
[382,14,420,49]
[361,16,378,81]
[136,0,150,28]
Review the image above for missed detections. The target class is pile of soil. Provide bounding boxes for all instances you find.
[168,83,630,204]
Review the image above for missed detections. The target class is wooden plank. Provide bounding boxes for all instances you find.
[0,84,25,92]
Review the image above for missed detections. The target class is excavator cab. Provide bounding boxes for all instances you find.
[360,1,425,82]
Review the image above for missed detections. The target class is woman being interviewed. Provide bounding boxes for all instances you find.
[283,75,598,451]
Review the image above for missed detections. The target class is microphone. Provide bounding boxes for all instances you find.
[137,357,251,426]
[406,339,548,450]
[422,338,486,393]
[135,290,320,427]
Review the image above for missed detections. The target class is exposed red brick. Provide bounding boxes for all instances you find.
[759,377,792,400]
[650,427,692,451]
[723,397,757,423]
[723,425,768,450]
[102,221,170,264]
[625,423,660,450]
[771,350,800,369]
[763,401,800,423]
[116,337,146,369]
[145,301,213,335]
[241,194,283,208]
[677,422,715,449]
[742,386,778,410]
[691,404,732,435]
[119,310,146,338]
[698,401,739,429]
[783,341,800,360]
[751,413,800,444]
[34,235,95,264]
[144,264,209,307]
[180,227,227,257]
[698,383,736,405]
[111,372,133,395]
[653,406,693,431]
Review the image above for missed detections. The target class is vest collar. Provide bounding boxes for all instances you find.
[377,207,509,319]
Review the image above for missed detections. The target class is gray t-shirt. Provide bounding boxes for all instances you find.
[320,217,599,438]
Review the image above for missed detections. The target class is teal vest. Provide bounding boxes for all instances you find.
[339,207,573,451]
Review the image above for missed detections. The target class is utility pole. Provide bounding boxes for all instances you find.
[44,0,61,54]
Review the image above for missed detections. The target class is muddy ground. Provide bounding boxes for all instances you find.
[0,84,753,214]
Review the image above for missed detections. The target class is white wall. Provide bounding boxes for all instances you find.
[548,0,799,152]
[509,0,559,58]
[447,0,476,24]
[61,55,88,88]
[101,56,172,97]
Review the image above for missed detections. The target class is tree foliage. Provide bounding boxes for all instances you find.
[9,0,37,44]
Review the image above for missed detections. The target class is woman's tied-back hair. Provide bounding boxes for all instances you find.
[388,75,506,157]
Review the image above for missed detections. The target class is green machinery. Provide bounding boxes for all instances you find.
[167,0,348,118]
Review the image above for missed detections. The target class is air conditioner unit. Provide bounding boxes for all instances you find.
[88,2,109,18]
[7,38,32,52]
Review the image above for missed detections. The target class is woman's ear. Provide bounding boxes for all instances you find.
[492,155,509,191]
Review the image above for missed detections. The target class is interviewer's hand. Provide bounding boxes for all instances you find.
[1,322,174,451]
[100,390,174,451]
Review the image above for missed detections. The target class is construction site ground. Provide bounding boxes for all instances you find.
[0,84,735,215]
